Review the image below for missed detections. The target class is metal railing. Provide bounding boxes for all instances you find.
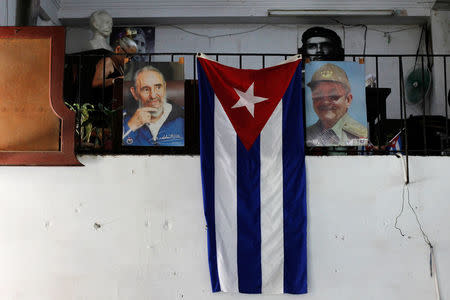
[64,52,450,160]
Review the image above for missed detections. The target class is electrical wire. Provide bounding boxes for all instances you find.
[394,183,431,246]
[168,24,270,39]
[331,18,418,35]
[168,22,419,55]
[394,156,441,300]
[362,25,368,56]
[330,19,369,55]
[331,19,420,54]
[342,24,346,50]
[369,26,419,34]
[414,25,426,70]
[394,184,407,237]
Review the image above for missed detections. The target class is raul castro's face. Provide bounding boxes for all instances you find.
[311,81,352,129]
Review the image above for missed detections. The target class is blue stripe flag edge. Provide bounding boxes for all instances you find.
[282,63,307,294]
[197,60,221,292]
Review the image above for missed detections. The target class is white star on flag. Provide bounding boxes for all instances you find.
[232,82,268,117]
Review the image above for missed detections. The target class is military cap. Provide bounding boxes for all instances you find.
[307,63,350,91]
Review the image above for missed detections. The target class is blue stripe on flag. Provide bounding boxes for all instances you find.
[236,136,262,293]
[396,136,402,151]
[197,61,221,292]
[282,65,307,294]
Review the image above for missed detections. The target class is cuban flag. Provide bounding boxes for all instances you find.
[386,130,403,153]
[197,54,307,294]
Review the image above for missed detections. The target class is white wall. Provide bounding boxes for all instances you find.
[0,0,61,26]
[58,0,433,20]
[0,156,448,299]
[38,0,62,25]
[430,10,450,116]
[0,0,16,26]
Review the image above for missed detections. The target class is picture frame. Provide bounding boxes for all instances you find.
[122,61,185,148]
[304,61,368,147]
[0,27,81,165]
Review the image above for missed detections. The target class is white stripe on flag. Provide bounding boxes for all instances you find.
[214,95,238,292]
[260,100,284,293]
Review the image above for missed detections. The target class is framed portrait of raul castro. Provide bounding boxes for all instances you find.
[305,61,368,147]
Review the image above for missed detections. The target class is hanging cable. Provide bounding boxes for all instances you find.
[342,24,346,50]
[424,24,433,69]
[369,26,419,34]
[414,25,426,71]
[168,22,419,56]
[331,19,419,52]
[168,24,270,39]
[362,25,368,56]
[394,155,441,300]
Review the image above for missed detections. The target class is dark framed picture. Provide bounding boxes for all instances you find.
[111,27,155,61]
[305,61,368,147]
[122,62,185,147]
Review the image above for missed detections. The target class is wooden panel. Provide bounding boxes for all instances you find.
[0,38,60,151]
[0,27,81,166]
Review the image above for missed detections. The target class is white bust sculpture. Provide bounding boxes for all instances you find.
[88,10,113,51]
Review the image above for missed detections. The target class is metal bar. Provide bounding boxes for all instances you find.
[77,55,82,104]
[421,56,427,154]
[445,56,449,152]
[77,55,82,150]
[193,54,197,81]
[399,58,403,128]
[344,54,449,57]
[193,53,199,154]
[101,54,106,151]
[65,53,449,58]
[102,54,105,102]
[399,56,410,184]
[375,56,381,147]
[65,51,450,158]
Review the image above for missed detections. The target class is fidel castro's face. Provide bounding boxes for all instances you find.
[131,70,167,114]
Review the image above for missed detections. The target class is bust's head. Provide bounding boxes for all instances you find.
[89,10,113,38]
[299,27,344,61]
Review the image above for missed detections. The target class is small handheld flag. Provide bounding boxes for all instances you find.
[386,130,403,153]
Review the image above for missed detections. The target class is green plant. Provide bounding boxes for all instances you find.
[66,101,123,149]
[65,102,95,143]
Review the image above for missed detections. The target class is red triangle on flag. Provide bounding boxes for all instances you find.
[198,57,301,150]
